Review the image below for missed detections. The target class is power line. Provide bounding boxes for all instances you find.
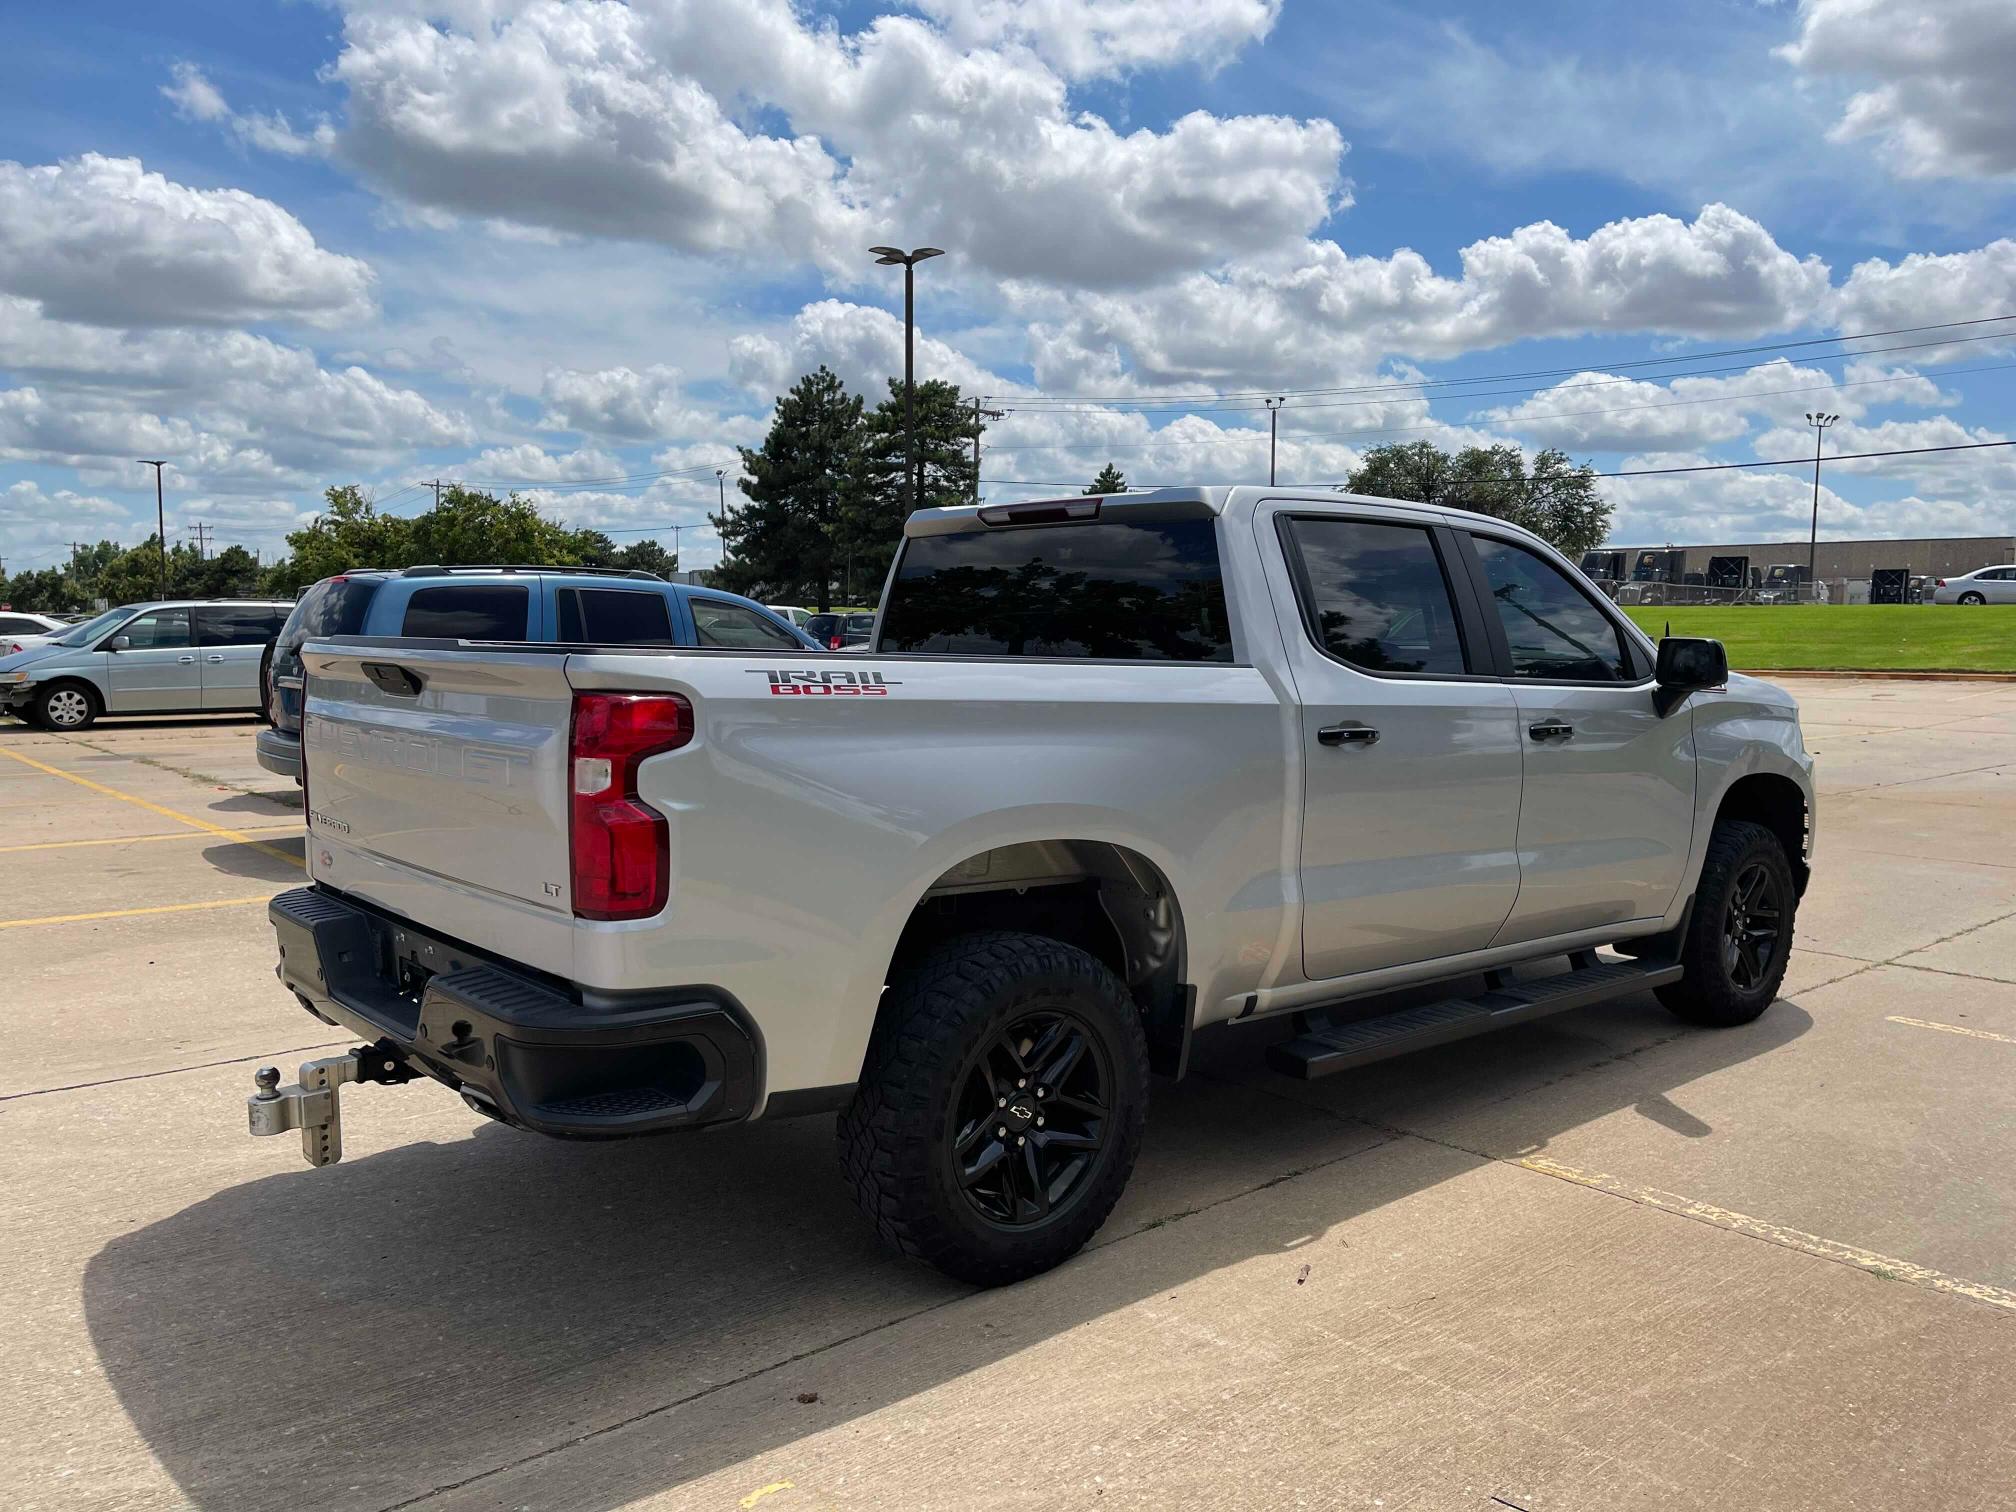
[985,312,2016,409]
[977,360,2016,457]
[976,438,2016,491]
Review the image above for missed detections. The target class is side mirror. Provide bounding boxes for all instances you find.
[108,634,131,651]
[1653,636,1727,715]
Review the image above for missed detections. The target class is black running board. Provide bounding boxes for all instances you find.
[1266,955,1684,1080]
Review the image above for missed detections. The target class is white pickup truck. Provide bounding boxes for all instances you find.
[250,487,1814,1284]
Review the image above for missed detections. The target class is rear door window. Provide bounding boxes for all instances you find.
[197,605,287,647]
[1280,517,1469,675]
[690,599,802,649]
[879,516,1233,660]
[556,588,675,645]
[400,585,529,640]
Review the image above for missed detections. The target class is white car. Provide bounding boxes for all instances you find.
[1931,566,2016,605]
[0,611,68,655]
[766,604,814,628]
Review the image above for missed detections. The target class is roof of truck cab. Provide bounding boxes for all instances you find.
[906,485,1517,535]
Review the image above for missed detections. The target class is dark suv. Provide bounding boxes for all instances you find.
[257,566,815,779]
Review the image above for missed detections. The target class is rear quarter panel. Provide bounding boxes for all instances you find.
[564,651,1294,1102]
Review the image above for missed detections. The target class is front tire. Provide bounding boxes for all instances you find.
[838,930,1149,1286]
[33,681,97,731]
[1656,819,1796,1026]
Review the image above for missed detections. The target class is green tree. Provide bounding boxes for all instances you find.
[0,566,74,613]
[406,486,581,567]
[846,377,981,596]
[1085,464,1128,495]
[267,485,414,594]
[714,367,865,609]
[611,538,678,578]
[1344,441,1611,556]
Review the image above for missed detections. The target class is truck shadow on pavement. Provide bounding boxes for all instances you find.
[83,990,1811,1512]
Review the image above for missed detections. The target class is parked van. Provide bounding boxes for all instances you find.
[0,599,292,730]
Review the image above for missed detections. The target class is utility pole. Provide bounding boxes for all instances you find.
[190,521,212,560]
[970,395,1005,502]
[1264,397,1286,487]
[137,460,169,599]
[425,479,448,508]
[1805,412,1839,593]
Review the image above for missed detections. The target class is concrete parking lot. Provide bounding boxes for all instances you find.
[5,680,2015,1512]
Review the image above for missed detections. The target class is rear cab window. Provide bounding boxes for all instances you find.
[400,584,529,640]
[878,514,1233,660]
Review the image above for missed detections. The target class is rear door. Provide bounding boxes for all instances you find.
[196,605,288,708]
[1263,506,1525,981]
[554,585,680,645]
[104,607,198,710]
[1458,531,1694,944]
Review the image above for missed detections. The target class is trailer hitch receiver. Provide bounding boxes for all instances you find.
[246,1044,417,1167]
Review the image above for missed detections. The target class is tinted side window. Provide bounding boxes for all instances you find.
[115,608,192,649]
[1473,537,1630,682]
[880,517,1233,660]
[197,606,286,647]
[279,578,380,659]
[401,585,529,640]
[557,588,675,646]
[1283,518,1468,675]
[691,600,801,649]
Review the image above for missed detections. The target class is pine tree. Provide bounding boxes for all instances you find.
[1085,464,1127,495]
[846,378,981,595]
[713,367,864,610]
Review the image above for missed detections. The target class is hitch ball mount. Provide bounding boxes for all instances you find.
[247,1043,418,1167]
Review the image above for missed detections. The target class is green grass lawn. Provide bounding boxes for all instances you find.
[1619,605,2016,673]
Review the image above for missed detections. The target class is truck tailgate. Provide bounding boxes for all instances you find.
[301,644,575,913]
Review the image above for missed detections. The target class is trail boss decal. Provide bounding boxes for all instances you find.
[748,669,902,696]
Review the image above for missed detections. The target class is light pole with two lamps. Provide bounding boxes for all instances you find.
[1805,411,1839,594]
[869,245,944,514]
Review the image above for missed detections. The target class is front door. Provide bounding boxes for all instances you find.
[1462,533,1695,944]
[104,607,198,711]
[196,605,287,709]
[1266,509,1526,982]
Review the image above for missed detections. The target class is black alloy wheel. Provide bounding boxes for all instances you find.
[949,1010,1110,1229]
[1722,861,1784,992]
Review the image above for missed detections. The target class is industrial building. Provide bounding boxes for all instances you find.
[1590,534,2014,583]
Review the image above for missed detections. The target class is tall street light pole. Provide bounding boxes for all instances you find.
[716,468,727,520]
[136,459,169,599]
[1264,397,1286,486]
[870,245,945,514]
[1805,412,1839,594]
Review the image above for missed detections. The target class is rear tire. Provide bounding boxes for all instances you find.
[1656,819,1796,1027]
[838,930,1149,1286]
[33,680,97,731]
[1959,591,1987,605]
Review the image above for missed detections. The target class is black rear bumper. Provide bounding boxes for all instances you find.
[269,886,758,1137]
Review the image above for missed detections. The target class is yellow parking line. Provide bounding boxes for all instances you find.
[1886,1015,2016,1046]
[1517,1154,2016,1314]
[0,747,300,867]
[0,895,276,930]
[0,824,301,855]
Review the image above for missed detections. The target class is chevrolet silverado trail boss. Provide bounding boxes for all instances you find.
[247,487,1814,1285]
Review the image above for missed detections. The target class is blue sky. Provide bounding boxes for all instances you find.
[2,0,2013,577]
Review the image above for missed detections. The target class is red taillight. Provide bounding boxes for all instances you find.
[568,692,692,920]
[828,635,843,649]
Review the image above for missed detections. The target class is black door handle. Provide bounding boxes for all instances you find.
[1528,721,1574,741]
[1318,723,1379,747]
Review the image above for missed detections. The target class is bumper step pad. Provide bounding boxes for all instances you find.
[1267,955,1683,1080]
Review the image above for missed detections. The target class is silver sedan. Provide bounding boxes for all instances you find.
[1932,566,2016,604]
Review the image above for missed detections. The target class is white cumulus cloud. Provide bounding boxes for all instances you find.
[0,155,374,328]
